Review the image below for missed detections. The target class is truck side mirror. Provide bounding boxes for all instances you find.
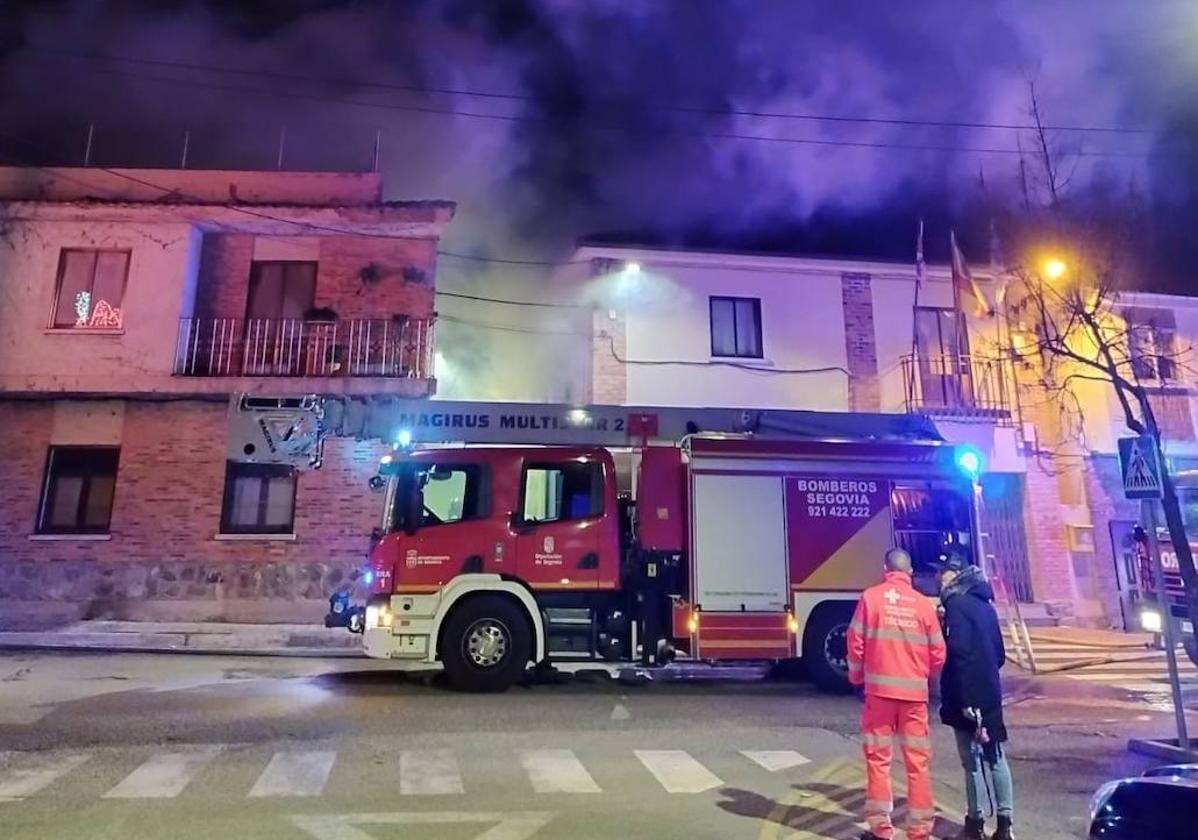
[368,475,386,492]
[509,512,533,534]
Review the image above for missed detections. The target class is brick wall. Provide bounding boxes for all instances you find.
[591,309,627,405]
[195,234,254,320]
[0,400,388,622]
[1147,390,1196,442]
[840,272,879,411]
[194,234,436,322]
[313,236,436,320]
[1082,454,1137,629]
[1021,456,1078,611]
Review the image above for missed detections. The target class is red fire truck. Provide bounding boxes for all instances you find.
[231,398,983,693]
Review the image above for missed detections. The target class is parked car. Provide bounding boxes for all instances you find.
[1089,764,1198,838]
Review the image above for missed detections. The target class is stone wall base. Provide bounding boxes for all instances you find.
[0,558,354,626]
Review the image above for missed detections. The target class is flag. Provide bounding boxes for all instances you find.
[951,230,994,317]
[989,220,1009,310]
[915,219,926,291]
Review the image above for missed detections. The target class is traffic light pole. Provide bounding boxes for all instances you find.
[1143,498,1190,751]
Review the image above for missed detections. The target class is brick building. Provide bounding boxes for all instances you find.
[0,167,453,623]
[558,244,1198,629]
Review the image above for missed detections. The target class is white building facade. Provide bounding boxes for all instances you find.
[558,244,1198,628]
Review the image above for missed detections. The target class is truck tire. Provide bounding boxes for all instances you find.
[440,595,532,693]
[802,603,855,694]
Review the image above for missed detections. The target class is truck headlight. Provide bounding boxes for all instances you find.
[365,602,393,629]
[1140,609,1162,634]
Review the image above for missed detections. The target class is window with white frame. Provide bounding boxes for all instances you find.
[51,249,130,330]
[220,462,297,535]
[709,296,763,358]
[1126,308,1178,381]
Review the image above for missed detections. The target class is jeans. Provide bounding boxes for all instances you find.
[954,727,1014,820]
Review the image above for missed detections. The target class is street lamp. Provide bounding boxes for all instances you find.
[1044,258,1067,280]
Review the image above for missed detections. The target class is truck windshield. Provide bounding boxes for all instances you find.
[392,463,491,531]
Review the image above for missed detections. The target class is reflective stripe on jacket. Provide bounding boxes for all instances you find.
[847,570,947,701]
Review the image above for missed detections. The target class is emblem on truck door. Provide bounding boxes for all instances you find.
[543,536,555,554]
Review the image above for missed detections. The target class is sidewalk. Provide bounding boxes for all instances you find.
[0,620,363,657]
[1027,626,1156,649]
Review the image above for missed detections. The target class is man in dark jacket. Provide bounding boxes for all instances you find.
[939,558,1016,840]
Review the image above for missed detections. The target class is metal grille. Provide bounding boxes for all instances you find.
[980,473,1034,603]
[901,353,1012,418]
[174,317,434,379]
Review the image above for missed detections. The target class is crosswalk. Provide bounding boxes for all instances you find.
[0,746,814,803]
[1031,640,1198,693]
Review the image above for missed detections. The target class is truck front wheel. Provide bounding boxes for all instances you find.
[440,595,532,693]
[802,603,855,694]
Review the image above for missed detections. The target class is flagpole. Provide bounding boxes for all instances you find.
[907,220,925,408]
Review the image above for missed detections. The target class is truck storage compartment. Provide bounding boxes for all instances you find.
[691,473,789,613]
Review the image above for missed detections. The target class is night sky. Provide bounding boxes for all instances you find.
[2,0,1196,397]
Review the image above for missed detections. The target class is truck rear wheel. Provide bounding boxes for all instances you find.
[440,595,532,693]
[802,603,854,694]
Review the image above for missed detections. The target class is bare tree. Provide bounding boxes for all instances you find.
[1005,257,1198,644]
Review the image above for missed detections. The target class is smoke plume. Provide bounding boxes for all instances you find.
[1,0,1194,400]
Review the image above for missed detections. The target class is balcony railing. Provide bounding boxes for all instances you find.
[174,317,434,379]
[901,353,1012,417]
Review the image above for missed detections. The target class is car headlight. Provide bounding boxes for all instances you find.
[365,602,393,629]
[1140,609,1163,634]
[1089,780,1122,822]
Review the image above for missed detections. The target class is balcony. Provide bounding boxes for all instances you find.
[173,317,435,397]
[900,354,1012,419]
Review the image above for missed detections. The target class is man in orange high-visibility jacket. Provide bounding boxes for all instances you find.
[848,547,947,840]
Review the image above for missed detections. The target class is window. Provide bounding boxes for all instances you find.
[522,461,604,523]
[246,261,317,320]
[51,249,130,330]
[710,296,763,358]
[891,484,973,593]
[414,464,491,527]
[37,447,119,534]
[1127,308,1177,381]
[914,307,974,408]
[220,462,296,535]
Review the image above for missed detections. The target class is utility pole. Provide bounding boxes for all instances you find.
[1144,497,1190,750]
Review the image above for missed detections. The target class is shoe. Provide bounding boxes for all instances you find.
[954,816,986,839]
[990,815,1015,840]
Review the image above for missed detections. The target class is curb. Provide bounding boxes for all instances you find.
[0,640,365,658]
[0,628,364,658]
[1128,737,1198,762]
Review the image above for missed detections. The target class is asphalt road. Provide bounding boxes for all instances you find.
[0,651,1187,840]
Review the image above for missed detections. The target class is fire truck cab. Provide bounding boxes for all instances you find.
[313,407,982,693]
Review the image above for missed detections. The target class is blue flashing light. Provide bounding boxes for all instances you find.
[396,429,413,448]
[362,570,375,586]
[955,445,984,479]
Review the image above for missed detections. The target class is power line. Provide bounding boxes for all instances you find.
[26,47,1155,136]
[436,251,589,266]
[0,131,597,268]
[439,314,584,336]
[6,59,1156,159]
[602,335,852,377]
[0,131,603,273]
[437,290,588,309]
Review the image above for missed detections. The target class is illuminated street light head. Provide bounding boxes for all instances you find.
[1044,258,1067,280]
